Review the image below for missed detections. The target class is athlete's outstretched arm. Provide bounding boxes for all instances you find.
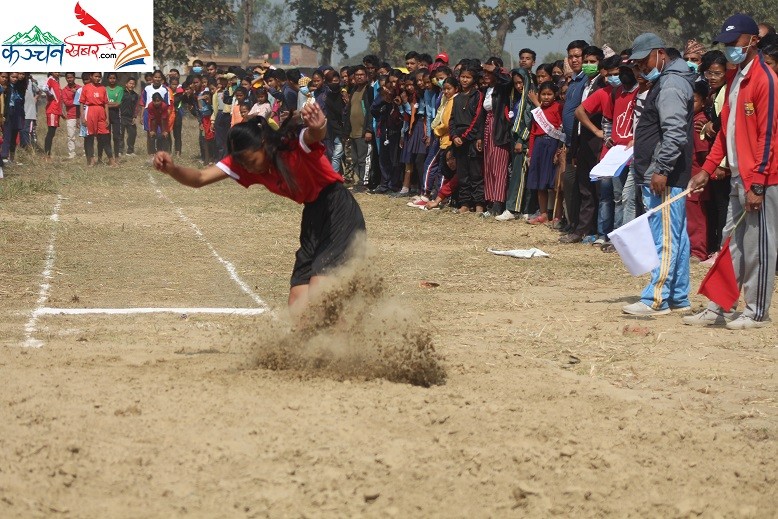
[153,152,227,188]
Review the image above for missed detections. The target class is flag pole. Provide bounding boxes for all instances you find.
[646,187,692,215]
[727,211,748,238]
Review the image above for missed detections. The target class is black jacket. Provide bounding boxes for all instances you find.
[344,83,375,139]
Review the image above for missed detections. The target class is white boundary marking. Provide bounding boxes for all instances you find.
[23,194,63,348]
[148,173,269,310]
[34,307,268,316]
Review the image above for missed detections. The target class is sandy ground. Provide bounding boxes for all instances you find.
[0,135,776,518]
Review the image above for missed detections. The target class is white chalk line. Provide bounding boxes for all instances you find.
[34,307,268,316]
[23,194,63,348]
[148,173,270,311]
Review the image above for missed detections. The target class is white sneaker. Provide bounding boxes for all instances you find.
[682,308,734,326]
[0,167,4,179]
[622,301,671,316]
[725,315,770,330]
[495,210,517,221]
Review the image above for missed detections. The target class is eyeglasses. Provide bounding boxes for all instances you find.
[704,71,725,79]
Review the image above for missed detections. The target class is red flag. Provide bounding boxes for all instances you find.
[698,236,740,310]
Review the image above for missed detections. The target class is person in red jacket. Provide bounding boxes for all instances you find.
[687,14,778,330]
[43,72,62,160]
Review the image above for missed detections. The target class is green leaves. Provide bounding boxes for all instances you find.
[153,0,234,64]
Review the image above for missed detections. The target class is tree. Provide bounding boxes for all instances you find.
[355,0,446,63]
[542,51,567,64]
[240,0,253,67]
[442,28,490,65]
[576,0,777,52]
[289,0,356,66]
[203,0,290,60]
[447,0,574,57]
[154,0,234,65]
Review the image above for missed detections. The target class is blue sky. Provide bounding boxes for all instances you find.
[334,12,593,66]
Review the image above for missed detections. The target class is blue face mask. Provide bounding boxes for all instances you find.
[192,66,202,74]
[300,86,310,96]
[724,42,752,65]
[606,75,622,87]
[686,61,699,73]
[641,68,660,82]
[640,50,663,82]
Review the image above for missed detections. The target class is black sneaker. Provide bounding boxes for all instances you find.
[369,186,390,194]
[390,190,411,198]
[350,184,369,193]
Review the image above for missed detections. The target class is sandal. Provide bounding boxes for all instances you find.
[601,243,616,253]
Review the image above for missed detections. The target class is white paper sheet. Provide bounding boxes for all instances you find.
[487,248,550,259]
[589,145,633,180]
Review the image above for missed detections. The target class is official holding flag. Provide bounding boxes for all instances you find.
[621,33,696,316]
[686,14,778,330]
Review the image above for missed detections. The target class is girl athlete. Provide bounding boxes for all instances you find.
[153,102,366,310]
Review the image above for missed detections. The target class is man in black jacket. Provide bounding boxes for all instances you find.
[344,65,375,191]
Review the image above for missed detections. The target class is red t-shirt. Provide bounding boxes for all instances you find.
[45,76,61,116]
[528,101,563,152]
[581,85,638,156]
[80,83,107,107]
[216,129,343,204]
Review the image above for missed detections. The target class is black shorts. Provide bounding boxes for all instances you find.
[290,182,366,287]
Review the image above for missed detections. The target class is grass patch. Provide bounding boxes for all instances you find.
[0,175,60,201]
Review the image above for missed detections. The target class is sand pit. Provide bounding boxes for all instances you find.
[251,263,446,387]
[0,131,775,517]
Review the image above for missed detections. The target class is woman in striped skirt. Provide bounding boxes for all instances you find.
[500,67,535,220]
[479,59,514,218]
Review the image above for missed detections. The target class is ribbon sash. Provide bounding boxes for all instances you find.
[531,107,564,142]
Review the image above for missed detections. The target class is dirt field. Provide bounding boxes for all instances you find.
[1,133,776,518]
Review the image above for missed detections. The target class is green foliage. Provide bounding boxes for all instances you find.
[153,0,234,64]
[204,0,290,58]
[355,0,448,63]
[448,0,574,56]
[541,51,567,64]
[289,0,356,65]
[593,0,776,50]
[444,28,490,64]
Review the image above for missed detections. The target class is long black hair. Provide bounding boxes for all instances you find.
[227,116,302,193]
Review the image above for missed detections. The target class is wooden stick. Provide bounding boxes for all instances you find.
[646,187,692,215]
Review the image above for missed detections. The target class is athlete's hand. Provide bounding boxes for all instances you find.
[153,151,175,174]
[300,101,326,130]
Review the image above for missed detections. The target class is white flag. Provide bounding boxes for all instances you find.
[607,213,659,276]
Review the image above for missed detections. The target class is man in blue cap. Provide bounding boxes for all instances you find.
[621,33,696,316]
[686,14,778,329]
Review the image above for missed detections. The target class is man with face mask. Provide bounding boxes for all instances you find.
[559,45,604,243]
[621,32,695,317]
[575,55,640,247]
[686,14,778,329]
